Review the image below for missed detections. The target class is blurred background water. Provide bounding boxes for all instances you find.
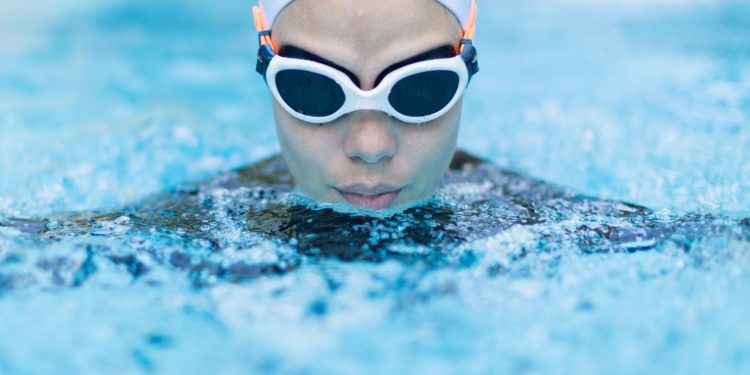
[1,0,749,374]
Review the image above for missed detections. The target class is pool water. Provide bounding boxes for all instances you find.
[1,0,750,374]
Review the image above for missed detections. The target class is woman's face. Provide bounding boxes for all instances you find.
[271,0,464,211]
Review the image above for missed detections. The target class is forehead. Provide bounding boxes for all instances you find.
[271,0,461,81]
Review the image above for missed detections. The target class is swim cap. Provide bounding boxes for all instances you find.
[257,0,476,31]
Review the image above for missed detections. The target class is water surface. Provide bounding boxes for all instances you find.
[1,1,749,374]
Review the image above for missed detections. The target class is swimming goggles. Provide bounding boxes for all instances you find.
[252,5,479,125]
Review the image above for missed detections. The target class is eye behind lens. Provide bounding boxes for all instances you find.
[388,70,460,118]
[275,69,346,118]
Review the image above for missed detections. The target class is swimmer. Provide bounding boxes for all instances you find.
[252,0,479,212]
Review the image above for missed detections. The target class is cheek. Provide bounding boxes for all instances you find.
[400,105,461,168]
[273,102,340,183]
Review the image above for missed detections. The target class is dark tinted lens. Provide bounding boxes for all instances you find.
[388,70,459,118]
[275,70,345,117]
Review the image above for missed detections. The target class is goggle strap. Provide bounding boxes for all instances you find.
[252,5,275,50]
[461,43,479,78]
[460,0,477,51]
[253,4,276,77]
[257,30,272,47]
[459,0,478,77]
[256,44,276,78]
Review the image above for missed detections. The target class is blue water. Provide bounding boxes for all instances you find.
[1,0,750,374]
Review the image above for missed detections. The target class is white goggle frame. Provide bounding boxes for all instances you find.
[264,54,470,124]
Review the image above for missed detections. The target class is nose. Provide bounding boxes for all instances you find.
[344,110,398,164]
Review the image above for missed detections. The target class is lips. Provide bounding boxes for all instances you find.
[335,184,402,210]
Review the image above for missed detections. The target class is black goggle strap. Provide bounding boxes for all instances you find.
[256,39,275,80]
[459,39,479,82]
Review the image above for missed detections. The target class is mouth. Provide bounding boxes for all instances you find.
[335,184,402,210]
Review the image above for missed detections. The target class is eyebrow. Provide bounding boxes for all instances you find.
[277,44,457,88]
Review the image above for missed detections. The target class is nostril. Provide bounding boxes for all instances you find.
[351,152,391,165]
[344,111,398,164]
[348,140,395,164]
